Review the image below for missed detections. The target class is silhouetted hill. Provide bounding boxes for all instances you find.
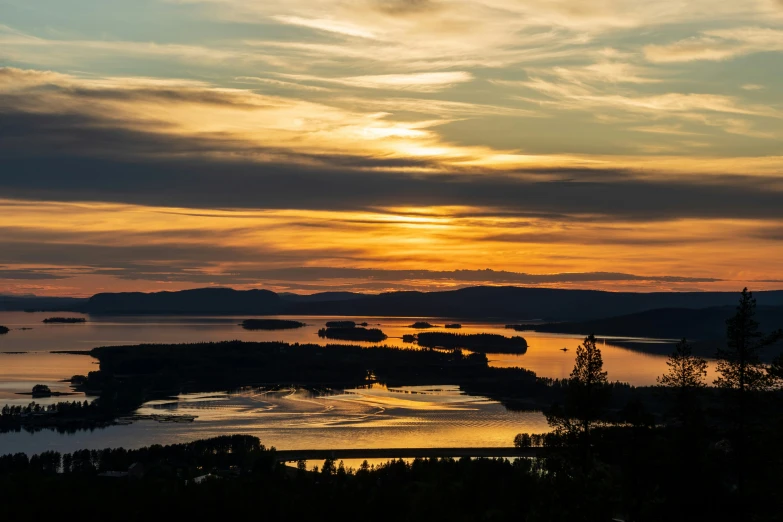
[288,286,783,321]
[85,288,282,315]
[279,292,364,303]
[80,286,783,321]
[523,305,783,340]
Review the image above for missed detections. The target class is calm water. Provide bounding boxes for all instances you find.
[0,311,714,455]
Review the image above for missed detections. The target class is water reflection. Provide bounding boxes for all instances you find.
[0,385,550,455]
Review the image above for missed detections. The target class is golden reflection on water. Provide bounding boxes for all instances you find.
[132,385,551,450]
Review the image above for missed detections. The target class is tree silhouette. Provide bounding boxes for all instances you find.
[714,288,782,506]
[658,338,707,426]
[546,334,609,466]
[659,339,707,391]
[571,334,608,442]
[714,288,779,393]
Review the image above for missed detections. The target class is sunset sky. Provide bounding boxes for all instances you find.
[1,0,782,296]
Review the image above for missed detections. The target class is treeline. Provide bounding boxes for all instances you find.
[0,400,116,434]
[0,435,271,477]
[510,288,783,521]
[0,435,588,521]
[43,317,86,323]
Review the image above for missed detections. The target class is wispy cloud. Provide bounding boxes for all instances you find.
[272,15,379,39]
[644,27,783,63]
[280,71,474,92]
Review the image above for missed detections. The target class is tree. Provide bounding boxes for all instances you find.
[514,433,532,448]
[546,335,609,462]
[713,288,782,504]
[714,288,780,393]
[569,334,609,434]
[658,338,707,425]
[659,339,707,391]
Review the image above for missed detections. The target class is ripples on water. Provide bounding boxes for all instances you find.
[0,385,551,454]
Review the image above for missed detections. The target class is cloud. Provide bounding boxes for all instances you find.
[373,0,437,15]
[213,266,723,285]
[280,71,474,92]
[272,15,378,39]
[0,268,71,280]
[644,27,783,63]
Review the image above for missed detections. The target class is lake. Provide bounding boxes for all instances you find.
[0,311,716,455]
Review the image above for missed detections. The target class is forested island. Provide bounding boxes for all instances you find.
[43,317,86,324]
[444,323,462,329]
[409,322,435,328]
[317,327,388,342]
[241,319,306,330]
[325,320,364,328]
[414,332,528,354]
[0,325,8,334]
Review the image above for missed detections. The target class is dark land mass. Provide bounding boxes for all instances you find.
[325,320,357,328]
[241,319,306,330]
[409,321,436,328]
[43,317,86,324]
[85,288,281,315]
[521,305,783,348]
[286,287,783,321]
[445,323,462,329]
[415,332,528,354]
[317,327,388,342]
[76,286,783,321]
[278,292,364,303]
[0,326,8,334]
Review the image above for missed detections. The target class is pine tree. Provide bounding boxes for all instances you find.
[570,334,609,434]
[658,338,707,426]
[714,288,778,393]
[714,288,782,503]
[547,334,609,462]
[659,338,707,391]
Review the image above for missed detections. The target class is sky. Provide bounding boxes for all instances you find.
[1,0,782,296]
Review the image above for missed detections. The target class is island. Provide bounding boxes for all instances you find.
[325,320,356,328]
[0,325,8,335]
[32,384,52,397]
[444,323,462,329]
[241,319,306,330]
[16,384,75,398]
[409,321,436,329]
[43,317,86,324]
[317,327,388,342]
[415,332,528,354]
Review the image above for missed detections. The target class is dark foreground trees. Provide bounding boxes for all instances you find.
[518,289,783,522]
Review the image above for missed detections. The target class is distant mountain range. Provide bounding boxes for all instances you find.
[3,288,782,344]
[73,286,783,323]
[521,305,783,341]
